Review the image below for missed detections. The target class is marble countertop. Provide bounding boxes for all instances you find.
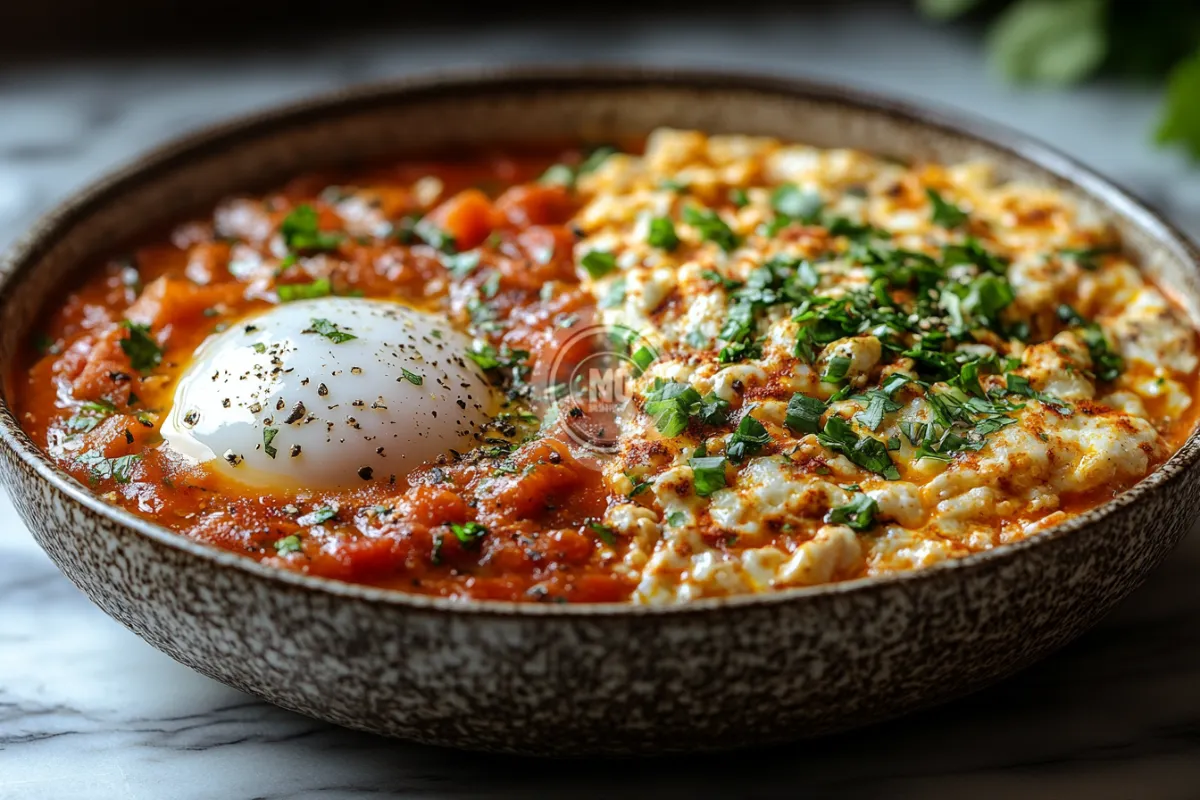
[3,7,1199,798]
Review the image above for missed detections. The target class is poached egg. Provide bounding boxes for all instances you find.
[161,297,497,489]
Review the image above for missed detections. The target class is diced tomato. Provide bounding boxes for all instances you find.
[495,184,576,227]
[425,189,499,250]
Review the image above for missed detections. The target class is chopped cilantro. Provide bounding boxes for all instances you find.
[118,321,162,373]
[400,368,424,386]
[644,380,703,437]
[414,219,457,254]
[443,251,482,279]
[76,450,140,484]
[263,427,279,459]
[450,520,487,546]
[821,355,853,384]
[1058,245,1116,271]
[274,534,303,555]
[817,416,900,480]
[647,217,680,251]
[770,184,824,224]
[729,188,749,208]
[626,475,652,499]
[581,249,617,279]
[853,390,902,431]
[926,187,969,228]
[689,453,728,497]
[682,206,740,252]
[588,520,616,546]
[277,278,332,302]
[298,506,336,525]
[1006,373,1071,412]
[280,204,343,252]
[825,492,879,531]
[785,393,826,434]
[698,392,731,426]
[305,318,357,344]
[1056,304,1124,381]
[630,346,656,374]
[726,414,771,463]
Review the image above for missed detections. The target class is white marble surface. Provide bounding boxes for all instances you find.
[3,7,1200,798]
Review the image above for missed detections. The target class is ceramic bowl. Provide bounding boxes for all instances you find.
[2,67,1199,756]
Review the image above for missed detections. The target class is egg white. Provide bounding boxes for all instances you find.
[161,297,497,490]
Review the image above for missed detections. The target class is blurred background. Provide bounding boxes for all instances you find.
[1,0,1197,256]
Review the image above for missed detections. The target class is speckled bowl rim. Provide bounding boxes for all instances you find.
[2,65,1199,618]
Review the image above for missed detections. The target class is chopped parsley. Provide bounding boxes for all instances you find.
[626,475,652,499]
[770,184,824,224]
[305,318,357,344]
[67,399,117,434]
[118,321,162,373]
[644,380,702,437]
[1056,304,1124,381]
[277,278,332,302]
[1006,373,1071,413]
[926,187,968,228]
[443,251,481,279]
[726,414,771,464]
[630,346,656,374]
[298,506,336,526]
[825,493,879,531]
[75,450,140,484]
[689,451,728,497]
[821,355,853,384]
[400,367,424,386]
[683,205,740,252]
[647,217,680,251]
[698,392,731,426]
[280,204,342,252]
[414,219,457,254]
[581,249,617,279]
[853,390,902,431]
[1059,245,1116,270]
[588,520,616,546]
[785,393,826,434]
[450,521,487,546]
[274,534,303,555]
[263,427,279,459]
[729,188,749,208]
[817,416,900,480]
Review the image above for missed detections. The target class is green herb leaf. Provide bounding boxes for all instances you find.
[263,427,279,459]
[298,506,336,525]
[588,520,616,546]
[274,534,303,555]
[443,251,482,279]
[76,450,140,484]
[825,492,879,531]
[770,184,824,224]
[926,187,969,228]
[785,393,826,434]
[581,249,617,279]
[414,219,457,254]
[118,321,163,373]
[1059,245,1117,270]
[683,206,740,252]
[729,188,749,208]
[280,204,343,252]
[579,145,618,174]
[689,454,728,497]
[853,390,902,431]
[726,414,771,464]
[698,392,731,426]
[987,0,1108,85]
[539,163,576,187]
[277,277,332,302]
[630,346,656,374]
[305,318,357,344]
[817,416,901,480]
[1157,48,1200,160]
[647,217,681,251]
[400,367,424,385]
[644,380,703,437]
[821,355,853,384]
[450,520,487,546]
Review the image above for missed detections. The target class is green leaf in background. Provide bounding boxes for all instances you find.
[917,0,981,21]
[987,0,1109,84]
[1157,48,1200,161]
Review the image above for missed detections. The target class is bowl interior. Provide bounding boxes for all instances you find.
[3,67,1199,612]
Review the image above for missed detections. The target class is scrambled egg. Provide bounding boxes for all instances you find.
[570,129,1197,604]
